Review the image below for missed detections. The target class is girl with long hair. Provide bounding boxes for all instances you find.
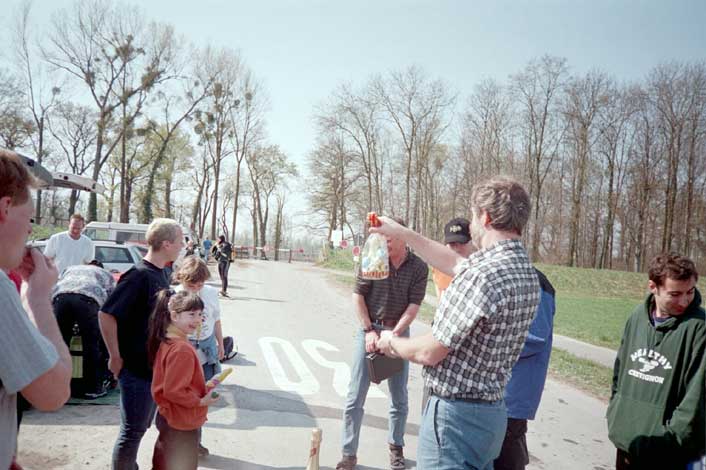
[147,289,219,470]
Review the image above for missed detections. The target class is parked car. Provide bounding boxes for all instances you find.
[30,239,147,280]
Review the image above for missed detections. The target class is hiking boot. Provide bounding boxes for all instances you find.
[198,443,210,457]
[84,388,108,400]
[389,444,405,470]
[335,455,357,470]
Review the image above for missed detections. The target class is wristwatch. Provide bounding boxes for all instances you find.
[363,325,375,333]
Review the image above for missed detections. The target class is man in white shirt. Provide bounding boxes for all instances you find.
[45,214,94,274]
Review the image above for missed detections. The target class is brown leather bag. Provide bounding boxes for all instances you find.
[366,353,404,384]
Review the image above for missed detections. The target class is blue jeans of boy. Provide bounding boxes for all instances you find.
[417,395,507,470]
[112,368,157,470]
[341,327,409,457]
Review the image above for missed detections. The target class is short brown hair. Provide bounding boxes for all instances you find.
[175,256,211,284]
[648,252,699,287]
[471,176,531,235]
[0,149,37,204]
[146,218,182,251]
[70,214,86,224]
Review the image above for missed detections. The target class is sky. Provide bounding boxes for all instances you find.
[4,0,706,239]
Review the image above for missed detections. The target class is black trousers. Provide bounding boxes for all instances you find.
[217,260,230,292]
[152,413,199,470]
[53,293,105,395]
[494,418,529,470]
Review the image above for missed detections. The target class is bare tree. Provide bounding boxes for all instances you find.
[228,68,266,244]
[44,0,178,220]
[13,0,62,222]
[193,46,243,239]
[47,102,97,213]
[510,55,568,260]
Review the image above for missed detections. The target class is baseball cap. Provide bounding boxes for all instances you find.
[444,218,471,244]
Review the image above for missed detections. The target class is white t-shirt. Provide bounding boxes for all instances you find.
[44,232,94,274]
[175,284,221,340]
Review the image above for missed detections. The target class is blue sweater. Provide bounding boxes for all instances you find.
[504,269,556,420]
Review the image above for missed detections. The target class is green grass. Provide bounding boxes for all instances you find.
[326,271,614,400]
[319,247,357,272]
[548,348,613,402]
[30,224,63,241]
[320,250,706,350]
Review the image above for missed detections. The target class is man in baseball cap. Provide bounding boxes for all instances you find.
[431,218,474,298]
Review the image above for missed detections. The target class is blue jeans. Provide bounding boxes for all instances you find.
[112,369,157,470]
[341,327,409,456]
[418,395,507,470]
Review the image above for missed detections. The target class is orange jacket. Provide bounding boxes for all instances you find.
[431,267,452,296]
[151,334,207,431]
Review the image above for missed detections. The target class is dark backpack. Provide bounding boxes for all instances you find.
[221,336,237,362]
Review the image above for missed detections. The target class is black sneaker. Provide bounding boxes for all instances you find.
[198,443,210,457]
[84,388,108,400]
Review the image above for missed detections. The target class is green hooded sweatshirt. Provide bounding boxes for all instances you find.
[607,289,705,466]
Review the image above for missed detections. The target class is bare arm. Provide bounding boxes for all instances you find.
[353,292,379,353]
[392,303,420,336]
[378,331,450,366]
[371,217,462,275]
[99,312,123,378]
[20,251,71,411]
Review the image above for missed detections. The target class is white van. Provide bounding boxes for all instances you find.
[84,222,150,244]
[84,221,197,250]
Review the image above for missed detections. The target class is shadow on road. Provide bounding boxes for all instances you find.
[200,454,338,470]
[231,296,286,303]
[206,384,419,437]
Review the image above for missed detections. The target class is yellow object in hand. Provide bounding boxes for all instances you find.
[206,367,233,389]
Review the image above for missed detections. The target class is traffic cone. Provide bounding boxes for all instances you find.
[305,428,322,470]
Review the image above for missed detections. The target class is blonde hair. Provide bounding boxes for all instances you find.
[175,256,211,284]
[146,218,182,251]
[471,176,531,235]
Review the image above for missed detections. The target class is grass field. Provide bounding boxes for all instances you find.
[320,248,706,350]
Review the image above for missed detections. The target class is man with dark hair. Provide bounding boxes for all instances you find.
[375,176,540,469]
[45,213,94,274]
[607,252,705,469]
[211,235,233,297]
[336,216,428,470]
[431,217,474,298]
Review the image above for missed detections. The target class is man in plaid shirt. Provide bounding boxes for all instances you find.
[376,177,540,470]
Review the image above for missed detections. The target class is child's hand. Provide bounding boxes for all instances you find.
[200,392,220,407]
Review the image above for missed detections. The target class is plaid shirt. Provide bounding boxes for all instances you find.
[425,239,540,401]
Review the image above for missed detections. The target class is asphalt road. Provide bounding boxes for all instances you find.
[18,259,614,469]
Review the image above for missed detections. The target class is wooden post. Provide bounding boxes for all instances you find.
[305,428,322,470]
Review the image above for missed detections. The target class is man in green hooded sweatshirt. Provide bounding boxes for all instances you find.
[607,252,705,469]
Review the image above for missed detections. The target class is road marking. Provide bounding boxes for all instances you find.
[259,336,320,395]
[302,339,386,398]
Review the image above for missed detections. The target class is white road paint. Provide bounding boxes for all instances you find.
[301,338,386,398]
[259,336,320,395]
